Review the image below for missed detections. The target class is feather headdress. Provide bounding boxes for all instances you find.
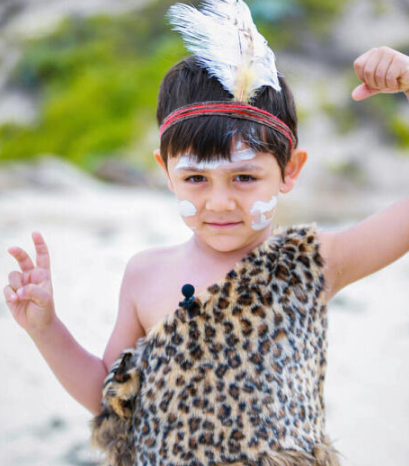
[167,0,282,103]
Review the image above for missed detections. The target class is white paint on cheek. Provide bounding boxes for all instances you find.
[178,200,197,217]
[250,196,277,231]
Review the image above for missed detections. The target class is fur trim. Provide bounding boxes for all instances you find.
[89,337,149,465]
[212,436,342,466]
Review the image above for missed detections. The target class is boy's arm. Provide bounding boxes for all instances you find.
[318,47,409,302]
[27,318,108,416]
[319,197,409,301]
[32,255,144,416]
[26,255,144,416]
[102,253,146,371]
[4,233,144,416]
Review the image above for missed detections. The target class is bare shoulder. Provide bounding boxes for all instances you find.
[126,244,181,277]
[102,246,175,368]
[125,243,184,303]
[316,229,342,303]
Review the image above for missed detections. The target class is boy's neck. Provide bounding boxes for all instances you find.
[187,225,274,265]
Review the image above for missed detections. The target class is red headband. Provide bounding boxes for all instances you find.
[159,101,296,150]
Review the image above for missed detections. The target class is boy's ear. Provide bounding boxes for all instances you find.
[153,149,175,192]
[279,148,308,193]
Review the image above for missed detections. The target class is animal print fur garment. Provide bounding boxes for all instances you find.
[90,223,342,466]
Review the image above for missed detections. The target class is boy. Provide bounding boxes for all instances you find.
[3,5,409,466]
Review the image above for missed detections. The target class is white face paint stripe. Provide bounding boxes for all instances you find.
[178,200,197,217]
[250,196,277,231]
[174,153,198,170]
[230,148,258,162]
[174,146,258,171]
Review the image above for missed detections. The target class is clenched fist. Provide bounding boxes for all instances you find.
[352,46,409,101]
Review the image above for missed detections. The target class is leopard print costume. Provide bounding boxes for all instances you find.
[90,223,342,466]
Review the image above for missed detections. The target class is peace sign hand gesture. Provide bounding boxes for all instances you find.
[4,232,56,333]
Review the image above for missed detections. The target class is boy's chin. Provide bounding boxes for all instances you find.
[204,238,244,253]
[193,227,259,253]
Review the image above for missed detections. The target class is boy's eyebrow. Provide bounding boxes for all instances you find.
[176,164,264,173]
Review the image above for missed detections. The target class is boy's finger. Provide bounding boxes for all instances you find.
[7,246,35,272]
[398,63,409,91]
[374,52,394,90]
[8,270,23,291]
[3,285,18,304]
[351,83,381,101]
[32,232,51,270]
[385,63,400,91]
[354,49,374,82]
[362,49,383,91]
[16,283,51,306]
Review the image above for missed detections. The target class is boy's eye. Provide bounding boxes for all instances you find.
[185,175,206,183]
[234,174,257,182]
[184,174,257,183]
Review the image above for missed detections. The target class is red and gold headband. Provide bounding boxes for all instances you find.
[159,101,296,150]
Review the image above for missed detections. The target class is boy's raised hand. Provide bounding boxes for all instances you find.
[3,232,56,333]
[352,46,409,101]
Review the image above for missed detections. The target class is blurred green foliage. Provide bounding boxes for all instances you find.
[0,0,188,171]
[315,78,358,135]
[387,114,409,149]
[324,157,367,187]
[3,0,407,176]
[364,93,409,149]
[250,0,352,46]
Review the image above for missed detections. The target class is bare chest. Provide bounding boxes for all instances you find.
[134,263,235,336]
[136,289,187,335]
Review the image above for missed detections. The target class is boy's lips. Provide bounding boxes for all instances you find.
[205,221,242,228]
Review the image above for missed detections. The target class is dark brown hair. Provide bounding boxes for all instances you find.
[156,55,298,181]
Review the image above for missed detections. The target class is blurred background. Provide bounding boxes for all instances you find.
[0,0,408,465]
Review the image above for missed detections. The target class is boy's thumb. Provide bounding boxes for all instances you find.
[352,83,381,101]
[18,284,51,307]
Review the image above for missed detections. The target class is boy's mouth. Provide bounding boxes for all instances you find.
[205,221,242,228]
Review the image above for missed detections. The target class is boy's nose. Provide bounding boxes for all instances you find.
[205,191,236,212]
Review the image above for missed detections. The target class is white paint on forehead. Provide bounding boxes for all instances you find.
[250,196,277,231]
[178,200,197,217]
[174,146,258,171]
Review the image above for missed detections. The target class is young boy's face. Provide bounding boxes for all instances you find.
[154,140,306,252]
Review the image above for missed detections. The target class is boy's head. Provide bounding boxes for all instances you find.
[153,55,307,251]
[152,1,307,250]
[156,55,300,183]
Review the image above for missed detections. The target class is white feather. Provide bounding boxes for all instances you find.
[167,0,282,103]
